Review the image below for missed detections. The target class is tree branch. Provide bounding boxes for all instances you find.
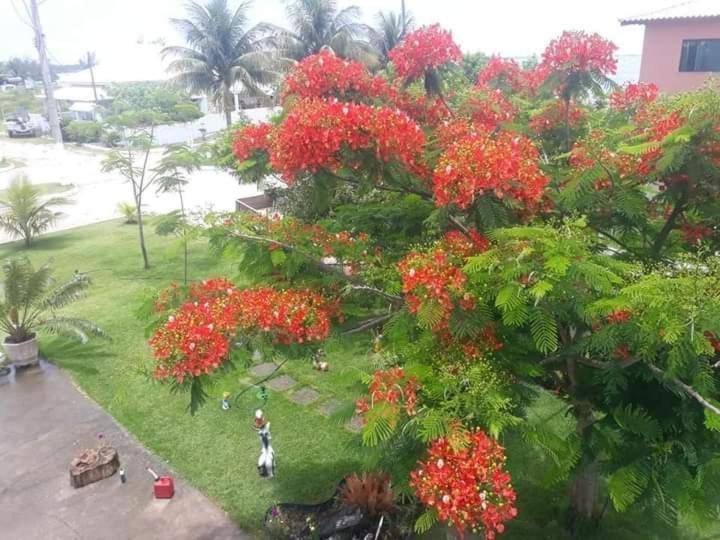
[346,285,403,304]
[646,362,720,416]
[651,187,689,257]
[579,356,720,416]
[343,313,394,335]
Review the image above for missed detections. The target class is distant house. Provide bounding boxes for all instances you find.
[621,0,720,93]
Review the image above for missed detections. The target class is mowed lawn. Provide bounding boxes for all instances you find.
[0,220,372,535]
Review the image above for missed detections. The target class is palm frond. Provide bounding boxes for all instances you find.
[40,316,109,344]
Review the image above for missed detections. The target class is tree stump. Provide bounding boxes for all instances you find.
[69,446,119,488]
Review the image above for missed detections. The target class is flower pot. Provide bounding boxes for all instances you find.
[3,336,39,367]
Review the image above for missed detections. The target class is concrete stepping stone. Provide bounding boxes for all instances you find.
[250,362,278,378]
[318,399,341,418]
[266,375,297,391]
[288,387,320,406]
[345,414,365,433]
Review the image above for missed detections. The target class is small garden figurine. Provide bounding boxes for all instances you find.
[312,348,329,371]
[254,409,275,477]
[221,391,231,410]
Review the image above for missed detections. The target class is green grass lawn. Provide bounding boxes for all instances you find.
[0,220,373,535]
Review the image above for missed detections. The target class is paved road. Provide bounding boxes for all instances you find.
[0,137,264,244]
[0,362,248,540]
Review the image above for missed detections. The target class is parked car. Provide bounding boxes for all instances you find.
[5,112,46,138]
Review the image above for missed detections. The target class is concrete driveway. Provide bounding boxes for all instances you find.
[0,362,248,540]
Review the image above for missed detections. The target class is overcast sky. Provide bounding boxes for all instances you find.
[2,0,662,77]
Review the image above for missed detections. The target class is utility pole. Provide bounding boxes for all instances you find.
[29,0,63,145]
[401,0,406,35]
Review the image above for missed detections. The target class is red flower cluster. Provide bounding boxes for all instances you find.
[411,430,518,538]
[476,57,524,93]
[232,123,273,162]
[245,213,372,259]
[607,309,632,324]
[389,24,462,80]
[433,130,549,209]
[464,88,517,131]
[681,223,713,244]
[529,100,586,133]
[541,31,617,76]
[704,331,720,354]
[391,89,451,127]
[441,229,490,258]
[645,110,683,141]
[150,279,337,382]
[609,82,659,112]
[398,231,488,329]
[399,248,470,327]
[355,367,420,417]
[282,50,388,101]
[270,98,425,182]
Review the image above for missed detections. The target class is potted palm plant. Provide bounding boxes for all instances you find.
[1,256,107,367]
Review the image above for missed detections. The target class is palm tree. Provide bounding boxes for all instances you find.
[0,175,70,247]
[273,0,377,65]
[0,256,107,346]
[163,0,281,128]
[369,10,413,66]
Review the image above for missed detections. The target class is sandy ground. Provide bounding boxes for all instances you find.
[0,137,262,245]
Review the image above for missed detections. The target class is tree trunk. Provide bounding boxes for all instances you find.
[567,403,602,537]
[564,98,572,152]
[136,200,150,270]
[179,188,188,285]
[223,85,233,128]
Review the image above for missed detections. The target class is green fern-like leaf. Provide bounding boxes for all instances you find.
[415,509,438,534]
[529,309,559,353]
[613,405,661,442]
[608,461,650,512]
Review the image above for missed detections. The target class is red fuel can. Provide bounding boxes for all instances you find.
[153,476,175,499]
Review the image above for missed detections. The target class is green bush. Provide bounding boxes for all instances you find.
[64,121,104,144]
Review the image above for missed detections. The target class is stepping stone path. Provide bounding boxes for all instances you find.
[345,414,365,433]
[250,366,360,434]
[318,399,341,418]
[250,362,278,378]
[266,375,298,391]
[288,387,320,406]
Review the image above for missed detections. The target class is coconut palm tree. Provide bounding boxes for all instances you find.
[272,0,377,65]
[163,0,281,128]
[369,10,414,66]
[0,175,70,247]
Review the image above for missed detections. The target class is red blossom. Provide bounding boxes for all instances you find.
[704,331,720,354]
[433,130,549,209]
[541,31,618,76]
[232,123,273,162]
[410,430,518,538]
[355,367,420,417]
[477,57,524,93]
[464,87,517,131]
[680,223,713,245]
[150,280,338,383]
[609,82,659,112]
[389,24,462,80]
[607,309,632,324]
[398,230,489,330]
[269,98,426,182]
[282,50,388,102]
[529,100,586,133]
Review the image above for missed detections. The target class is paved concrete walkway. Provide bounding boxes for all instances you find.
[0,362,248,540]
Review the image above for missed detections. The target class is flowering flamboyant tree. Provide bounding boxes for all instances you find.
[151,25,720,538]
